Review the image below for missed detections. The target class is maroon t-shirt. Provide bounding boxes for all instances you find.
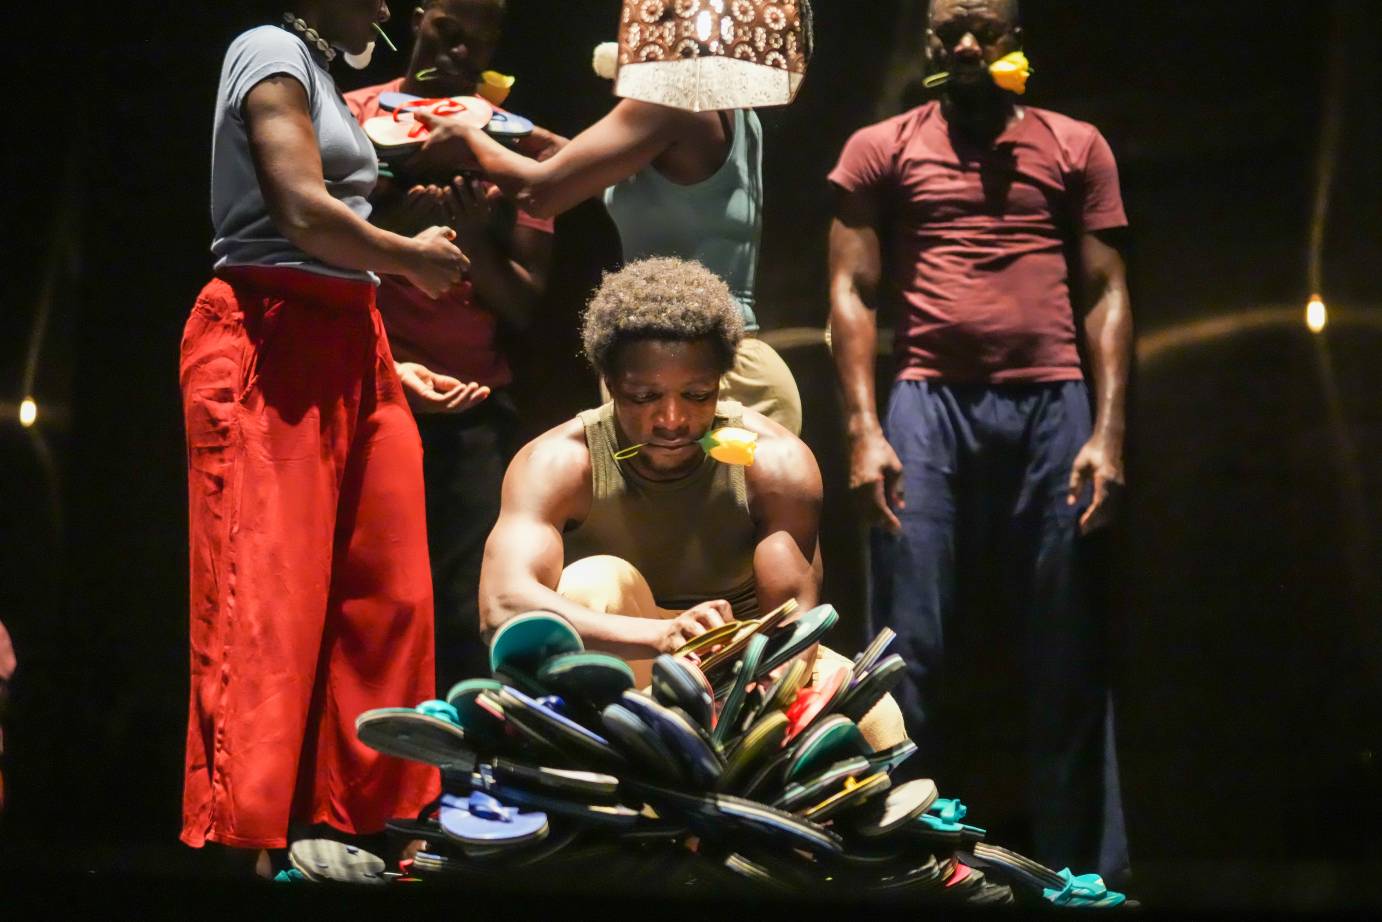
[828,102,1127,383]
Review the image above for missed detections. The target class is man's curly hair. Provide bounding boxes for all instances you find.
[582,258,745,377]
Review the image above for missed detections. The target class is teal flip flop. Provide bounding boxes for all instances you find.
[489,611,583,674]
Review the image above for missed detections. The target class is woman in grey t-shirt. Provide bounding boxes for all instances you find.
[180,1,463,871]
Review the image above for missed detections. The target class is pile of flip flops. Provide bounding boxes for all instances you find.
[289,602,1126,908]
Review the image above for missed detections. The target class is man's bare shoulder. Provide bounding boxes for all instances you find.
[504,417,592,507]
[738,408,822,497]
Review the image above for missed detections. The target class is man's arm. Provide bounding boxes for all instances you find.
[478,427,723,658]
[828,189,904,534]
[414,99,684,219]
[746,421,825,613]
[1068,230,1133,534]
[443,178,553,332]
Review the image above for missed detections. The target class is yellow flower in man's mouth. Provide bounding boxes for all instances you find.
[611,426,760,465]
[698,427,758,466]
[922,50,1033,95]
[988,51,1031,94]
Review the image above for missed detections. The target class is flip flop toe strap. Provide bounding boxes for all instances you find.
[416,699,460,725]
[467,791,517,823]
[1044,869,1110,905]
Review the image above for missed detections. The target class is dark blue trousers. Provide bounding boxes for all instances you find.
[870,380,1128,882]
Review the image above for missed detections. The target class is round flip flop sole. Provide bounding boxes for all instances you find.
[355,708,475,768]
[288,839,386,885]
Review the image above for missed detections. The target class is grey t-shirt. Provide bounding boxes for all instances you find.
[210,26,378,280]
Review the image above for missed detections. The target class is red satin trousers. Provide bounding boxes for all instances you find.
[179,266,439,849]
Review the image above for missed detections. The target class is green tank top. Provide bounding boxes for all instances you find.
[602,108,762,331]
[564,401,759,620]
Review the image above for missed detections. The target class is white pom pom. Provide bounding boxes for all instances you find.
[592,41,619,80]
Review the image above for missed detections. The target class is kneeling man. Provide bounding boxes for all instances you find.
[479,257,902,746]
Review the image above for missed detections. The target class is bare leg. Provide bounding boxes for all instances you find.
[558,555,675,688]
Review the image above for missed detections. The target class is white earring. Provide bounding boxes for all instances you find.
[343,41,376,69]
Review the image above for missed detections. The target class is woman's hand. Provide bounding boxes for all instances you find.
[395,362,491,413]
[409,112,484,174]
[403,225,468,298]
[517,124,570,162]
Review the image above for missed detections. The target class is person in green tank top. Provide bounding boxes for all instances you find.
[478,258,905,748]
[479,257,816,677]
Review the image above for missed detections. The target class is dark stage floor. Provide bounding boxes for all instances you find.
[3,839,1381,913]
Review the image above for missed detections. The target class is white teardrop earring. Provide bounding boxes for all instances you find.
[343,40,376,69]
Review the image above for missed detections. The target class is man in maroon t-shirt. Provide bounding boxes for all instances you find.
[828,0,1132,882]
[346,0,555,684]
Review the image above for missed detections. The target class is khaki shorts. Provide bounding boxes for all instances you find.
[723,336,803,435]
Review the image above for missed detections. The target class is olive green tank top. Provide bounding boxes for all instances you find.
[564,401,758,620]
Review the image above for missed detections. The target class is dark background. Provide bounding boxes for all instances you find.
[2,0,1379,909]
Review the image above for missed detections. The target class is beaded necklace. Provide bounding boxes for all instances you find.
[281,12,336,64]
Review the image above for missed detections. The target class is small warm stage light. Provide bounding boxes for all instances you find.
[19,397,37,427]
[1306,295,1327,334]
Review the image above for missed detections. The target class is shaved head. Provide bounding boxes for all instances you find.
[929,0,1019,26]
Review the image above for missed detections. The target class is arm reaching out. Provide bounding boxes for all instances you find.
[412,98,684,219]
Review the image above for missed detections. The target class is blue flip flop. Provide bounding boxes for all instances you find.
[439,790,549,848]
[601,701,689,785]
[496,686,626,769]
[618,691,723,788]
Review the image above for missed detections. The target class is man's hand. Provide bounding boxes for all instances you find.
[653,600,733,654]
[441,176,501,250]
[372,183,450,237]
[395,361,491,413]
[1068,435,1124,535]
[848,430,905,535]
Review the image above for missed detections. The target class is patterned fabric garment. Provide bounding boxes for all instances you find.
[618,0,808,68]
[614,1,810,110]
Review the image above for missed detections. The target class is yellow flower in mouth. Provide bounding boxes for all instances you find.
[698,426,758,466]
[922,50,1033,95]
[476,70,515,106]
[988,51,1031,94]
[610,426,760,465]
